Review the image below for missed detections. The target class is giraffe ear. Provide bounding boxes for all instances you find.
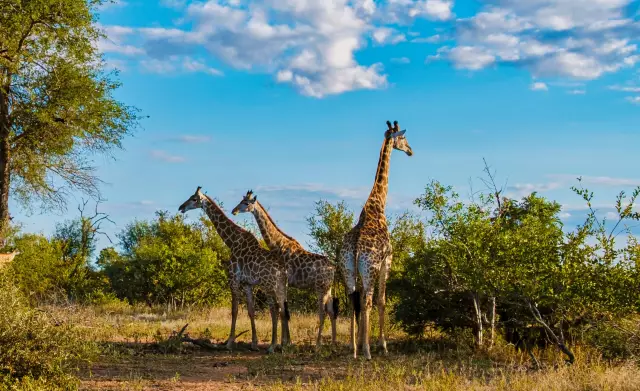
[391,130,406,138]
[251,195,257,203]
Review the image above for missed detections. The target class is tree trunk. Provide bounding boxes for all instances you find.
[527,300,575,364]
[472,292,483,347]
[490,296,496,348]
[0,81,11,248]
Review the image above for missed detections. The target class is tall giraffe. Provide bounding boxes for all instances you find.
[339,120,413,360]
[178,186,290,353]
[231,191,338,349]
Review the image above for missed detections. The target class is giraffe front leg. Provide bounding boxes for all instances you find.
[267,299,278,354]
[244,285,259,351]
[226,288,240,351]
[360,284,375,361]
[315,289,328,351]
[341,250,359,359]
[377,256,391,355]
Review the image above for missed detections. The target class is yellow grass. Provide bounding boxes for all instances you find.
[36,303,640,391]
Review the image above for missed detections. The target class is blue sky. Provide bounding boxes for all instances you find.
[10,0,640,252]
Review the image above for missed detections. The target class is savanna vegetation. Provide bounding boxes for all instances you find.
[1,1,639,390]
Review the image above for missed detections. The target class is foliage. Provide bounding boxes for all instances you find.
[392,172,640,362]
[7,202,114,304]
[99,211,230,307]
[0,275,97,390]
[0,0,141,241]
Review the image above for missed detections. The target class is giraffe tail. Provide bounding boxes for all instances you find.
[284,301,291,321]
[332,297,340,320]
[350,291,361,325]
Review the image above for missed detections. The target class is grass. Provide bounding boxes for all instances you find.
[29,302,640,390]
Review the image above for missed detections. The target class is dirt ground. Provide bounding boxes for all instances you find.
[78,341,353,390]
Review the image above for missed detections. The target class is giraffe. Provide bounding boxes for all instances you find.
[178,186,290,353]
[231,191,338,349]
[339,120,413,360]
[0,249,19,269]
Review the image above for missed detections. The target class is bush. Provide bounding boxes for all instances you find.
[0,275,97,390]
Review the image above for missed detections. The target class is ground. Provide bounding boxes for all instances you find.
[56,304,640,391]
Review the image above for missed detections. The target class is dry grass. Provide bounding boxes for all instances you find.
[37,303,640,391]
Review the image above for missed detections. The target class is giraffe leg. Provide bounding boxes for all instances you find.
[244,285,259,351]
[377,255,391,355]
[267,299,278,354]
[315,289,328,350]
[341,247,359,359]
[357,253,376,361]
[325,287,338,345]
[360,283,375,361]
[226,288,240,351]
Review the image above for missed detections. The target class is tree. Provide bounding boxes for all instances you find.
[306,200,355,264]
[100,211,230,308]
[0,0,141,244]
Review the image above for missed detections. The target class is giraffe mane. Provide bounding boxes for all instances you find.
[257,201,298,242]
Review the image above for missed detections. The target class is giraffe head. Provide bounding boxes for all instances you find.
[178,186,206,213]
[231,190,257,216]
[385,120,413,156]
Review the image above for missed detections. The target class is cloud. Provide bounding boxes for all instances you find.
[507,182,562,197]
[97,0,127,11]
[609,84,640,92]
[255,183,370,201]
[391,57,411,64]
[96,0,458,98]
[625,96,640,105]
[547,174,640,187]
[150,150,186,163]
[170,135,212,143]
[435,1,639,82]
[139,56,223,76]
[568,89,586,95]
[160,0,186,9]
[412,34,444,43]
[530,81,548,91]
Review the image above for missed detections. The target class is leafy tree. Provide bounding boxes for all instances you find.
[306,200,355,264]
[100,211,230,308]
[0,0,141,243]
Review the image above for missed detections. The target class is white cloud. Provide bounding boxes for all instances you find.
[172,135,212,143]
[507,182,562,197]
[626,96,640,105]
[439,0,639,83]
[568,89,586,95]
[447,46,496,70]
[373,27,406,44]
[182,57,223,76]
[609,84,640,92]
[97,0,127,11]
[391,57,411,64]
[548,174,640,187]
[412,34,443,43]
[97,0,459,98]
[150,150,185,163]
[530,81,548,91]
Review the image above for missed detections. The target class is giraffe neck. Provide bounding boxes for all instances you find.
[251,201,303,254]
[201,195,256,249]
[363,136,394,214]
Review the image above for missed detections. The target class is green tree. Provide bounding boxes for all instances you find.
[100,211,230,308]
[306,200,355,264]
[0,0,141,243]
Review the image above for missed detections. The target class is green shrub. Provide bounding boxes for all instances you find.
[0,275,98,390]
